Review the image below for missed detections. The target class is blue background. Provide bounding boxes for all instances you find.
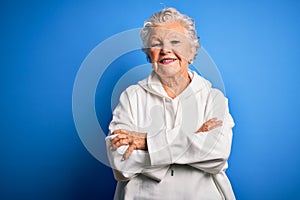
[1,0,300,199]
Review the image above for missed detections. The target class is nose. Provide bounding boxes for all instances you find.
[160,43,172,54]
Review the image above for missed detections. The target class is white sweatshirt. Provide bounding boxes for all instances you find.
[106,70,235,200]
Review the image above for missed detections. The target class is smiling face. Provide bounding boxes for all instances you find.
[147,22,195,79]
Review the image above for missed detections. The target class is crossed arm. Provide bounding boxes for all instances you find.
[110,117,223,160]
[106,88,234,181]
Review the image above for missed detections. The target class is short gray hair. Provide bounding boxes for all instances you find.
[140,7,200,61]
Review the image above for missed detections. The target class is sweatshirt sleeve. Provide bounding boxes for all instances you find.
[106,88,169,181]
[147,89,234,174]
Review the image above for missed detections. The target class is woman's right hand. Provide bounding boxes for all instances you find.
[110,129,147,160]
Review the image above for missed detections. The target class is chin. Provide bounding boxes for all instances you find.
[156,66,180,77]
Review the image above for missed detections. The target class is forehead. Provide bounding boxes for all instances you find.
[150,21,187,38]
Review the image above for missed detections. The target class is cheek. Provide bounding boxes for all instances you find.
[149,48,160,62]
[174,45,193,60]
[173,48,188,60]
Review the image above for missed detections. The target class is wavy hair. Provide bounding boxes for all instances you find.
[140,7,200,62]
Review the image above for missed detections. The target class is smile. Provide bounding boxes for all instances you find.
[159,58,177,64]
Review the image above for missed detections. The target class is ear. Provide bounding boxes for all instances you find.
[189,46,197,63]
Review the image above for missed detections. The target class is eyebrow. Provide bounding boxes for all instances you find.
[149,35,160,40]
[150,33,181,40]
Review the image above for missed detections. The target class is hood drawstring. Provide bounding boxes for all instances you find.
[163,97,174,177]
[162,97,167,129]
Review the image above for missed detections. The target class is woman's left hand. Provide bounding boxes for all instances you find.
[111,129,147,160]
[195,118,223,133]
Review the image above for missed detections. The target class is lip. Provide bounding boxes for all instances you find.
[159,57,177,65]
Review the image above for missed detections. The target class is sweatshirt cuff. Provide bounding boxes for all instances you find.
[147,129,172,166]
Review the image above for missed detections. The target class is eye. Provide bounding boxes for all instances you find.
[151,43,162,47]
[171,40,180,45]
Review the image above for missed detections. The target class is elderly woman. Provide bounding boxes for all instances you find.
[106,7,235,200]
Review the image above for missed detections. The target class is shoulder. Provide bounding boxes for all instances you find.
[191,71,226,99]
[209,88,226,100]
[122,84,145,97]
[118,84,146,104]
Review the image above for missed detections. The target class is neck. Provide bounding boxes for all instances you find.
[159,71,191,99]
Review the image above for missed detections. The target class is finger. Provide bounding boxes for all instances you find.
[208,121,223,131]
[111,138,130,150]
[202,119,216,127]
[122,144,137,161]
[111,129,121,135]
[114,138,130,149]
[206,117,217,123]
[206,119,222,126]
[112,129,128,135]
[195,120,223,133]
[211,120,223,126]
[216,120,223,125]
[111,134,128,144]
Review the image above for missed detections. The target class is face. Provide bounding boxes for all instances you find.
[147,22,195,78]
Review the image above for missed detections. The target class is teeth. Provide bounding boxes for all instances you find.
[161,59,175,63]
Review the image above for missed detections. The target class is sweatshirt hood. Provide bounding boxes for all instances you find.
[138,70,212,100]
